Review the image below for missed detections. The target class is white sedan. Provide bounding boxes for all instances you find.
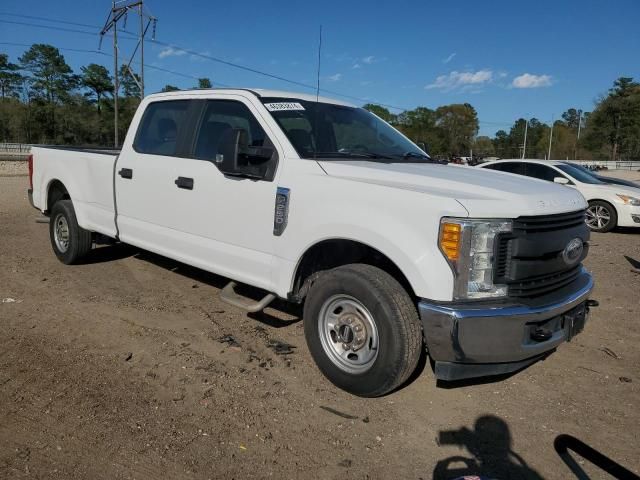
[479,159,640,232]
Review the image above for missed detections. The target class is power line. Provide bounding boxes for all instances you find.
[0,41,229,87]
[0,11,102,30]
[0,11,561,124]
[0,13,408,110]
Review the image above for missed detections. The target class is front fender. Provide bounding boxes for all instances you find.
[272,172,467,301]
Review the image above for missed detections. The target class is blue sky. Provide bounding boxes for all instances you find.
[1,0,639,135]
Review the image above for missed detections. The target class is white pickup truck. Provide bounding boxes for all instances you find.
[28,88,596,396]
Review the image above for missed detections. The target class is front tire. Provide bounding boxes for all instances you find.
[586,200,617,233]
[49,199,93,264]
[303,264,422,397]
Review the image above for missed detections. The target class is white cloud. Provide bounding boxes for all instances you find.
[511,73,553,88]
[425,69,493,91]
[158,46,187,59]
[443,52,456,64]
[352,63,361,69]
[362,55,375,64]
[327,73,342,82]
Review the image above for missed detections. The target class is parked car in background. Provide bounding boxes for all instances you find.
[565,162,640,189]
[479,159,640,232]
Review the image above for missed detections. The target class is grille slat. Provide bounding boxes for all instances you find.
[494,209,588,299]
[512,210,586,233]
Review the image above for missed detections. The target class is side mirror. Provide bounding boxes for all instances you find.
[554,177,570,185]
[216,128,274,179]
[417,142,429,154]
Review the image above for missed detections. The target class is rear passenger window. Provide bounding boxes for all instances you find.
[524,163,561,182]
[493,162,525,175]
[134,100,189,156]
[193,100,268,160]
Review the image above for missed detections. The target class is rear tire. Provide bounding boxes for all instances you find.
[49,199,92,264]
[303,264,422,397]
[586,200,617,233]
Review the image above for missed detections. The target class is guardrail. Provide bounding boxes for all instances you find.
[0,143,31,153]
[571,160,640,171]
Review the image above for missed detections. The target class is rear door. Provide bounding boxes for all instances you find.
[115,98,196,256]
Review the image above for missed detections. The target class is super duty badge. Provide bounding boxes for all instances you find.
[273,187,290,236]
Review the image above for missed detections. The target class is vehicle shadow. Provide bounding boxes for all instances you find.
[433,415,544,480]
[432,352,552,390]
[110,245,303,327]
[80,243,138,264]
[615,227,640,234]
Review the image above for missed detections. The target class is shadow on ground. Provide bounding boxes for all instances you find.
[83,243,303,327]
[433,415,544,480]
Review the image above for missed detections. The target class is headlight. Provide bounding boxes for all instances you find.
[439,218,513,300]
[617,194,640,206]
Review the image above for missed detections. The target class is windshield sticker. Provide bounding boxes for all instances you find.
[265,102,305,112]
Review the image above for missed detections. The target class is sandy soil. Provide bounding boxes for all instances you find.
[0,175,639,480]
[0,161,28,176]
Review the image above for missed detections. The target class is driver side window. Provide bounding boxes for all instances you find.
[193,100,268,161]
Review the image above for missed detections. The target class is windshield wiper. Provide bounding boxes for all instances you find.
[403,151,431,160]
[313,151,393,160]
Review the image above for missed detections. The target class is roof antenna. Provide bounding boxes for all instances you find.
[314,25,322,160]
[316,25,322,103]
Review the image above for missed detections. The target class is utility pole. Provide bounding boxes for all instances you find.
[521,120,528,159]
[100,0,157,147]
[575,109,582,160]
[112,0,118,148]
[547,116,554,160]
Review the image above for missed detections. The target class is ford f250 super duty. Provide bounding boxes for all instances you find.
[28,88,596,397]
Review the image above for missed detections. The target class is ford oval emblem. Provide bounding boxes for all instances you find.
[562,238,584,266]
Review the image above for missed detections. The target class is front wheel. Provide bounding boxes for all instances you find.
[303,264,422,397]
[49,199,93,264]
[586,200,617,233]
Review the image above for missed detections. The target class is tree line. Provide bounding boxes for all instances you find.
[1,43,639,160]
[369,77,640,161]
[0,44,211,146]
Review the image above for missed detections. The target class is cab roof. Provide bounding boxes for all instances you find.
[146,87,356,107]
[483,158,567,167]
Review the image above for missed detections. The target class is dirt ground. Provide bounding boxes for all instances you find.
[1,174,639,480]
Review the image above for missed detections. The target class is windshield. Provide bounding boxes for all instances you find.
[262,97,429,162]
[556,164,605,185]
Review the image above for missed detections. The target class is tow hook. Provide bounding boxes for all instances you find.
[586,299,599,308]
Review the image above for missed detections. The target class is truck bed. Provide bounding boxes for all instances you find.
[31,146,120,238]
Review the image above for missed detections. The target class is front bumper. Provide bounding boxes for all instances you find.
[419,268,594,381]
[617,203,640,227]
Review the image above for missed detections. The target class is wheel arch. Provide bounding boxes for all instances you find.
[288,237,417,303]
[45,179,71,213]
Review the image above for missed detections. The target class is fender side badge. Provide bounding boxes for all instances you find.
[273,187,290,236]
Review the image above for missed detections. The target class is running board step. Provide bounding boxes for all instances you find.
[219,282,276,313]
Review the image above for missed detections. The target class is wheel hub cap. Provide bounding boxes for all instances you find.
[318,295,379,374]
[54,214,70,253]
[586,206,610,229]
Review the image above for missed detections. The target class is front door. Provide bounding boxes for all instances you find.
[115,95,282,292]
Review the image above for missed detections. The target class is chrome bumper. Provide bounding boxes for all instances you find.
[418,268,594,381]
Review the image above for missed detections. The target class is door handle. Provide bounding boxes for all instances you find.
[118,168,133,179]
[175,176,194,190]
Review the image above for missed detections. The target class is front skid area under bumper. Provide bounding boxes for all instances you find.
[418,268,594,381]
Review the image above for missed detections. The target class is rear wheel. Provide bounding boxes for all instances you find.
[303,264,422,397]
[586,200,617,233]
[49,199,93,264]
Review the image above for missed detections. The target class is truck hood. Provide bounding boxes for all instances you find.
[318,160,587,218]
